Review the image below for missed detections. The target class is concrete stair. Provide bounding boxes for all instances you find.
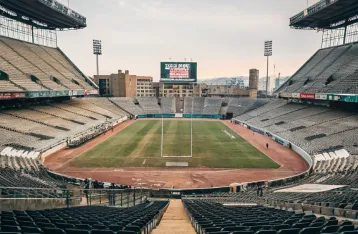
[151,199,196,234]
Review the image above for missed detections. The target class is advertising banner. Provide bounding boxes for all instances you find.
[300,93,315,99]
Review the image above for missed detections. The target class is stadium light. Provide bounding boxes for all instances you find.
[93,39,102,75]
[264,41,273,97]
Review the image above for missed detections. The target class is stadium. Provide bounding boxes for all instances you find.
[0,0,357,234]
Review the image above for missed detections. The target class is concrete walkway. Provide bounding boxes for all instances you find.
[151,200,196,234]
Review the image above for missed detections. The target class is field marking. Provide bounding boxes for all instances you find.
[166,162,189,167]
[162,155,192,158]
[223,129,236,139]
[192,178,205,184]
[221,120,282,169]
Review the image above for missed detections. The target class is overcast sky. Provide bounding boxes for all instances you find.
[57,0,322,80]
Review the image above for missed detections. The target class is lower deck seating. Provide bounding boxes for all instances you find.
[0,98,126,151]
[203,98,222,115]
[110,97,145,116]
[137,97,161,114]
[0,153,65,193]
[160,97,176,113]
[184,199,357,234]
[0,201,168,234]
[235,100,358,156]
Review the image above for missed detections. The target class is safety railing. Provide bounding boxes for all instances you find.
[0,187,149,208]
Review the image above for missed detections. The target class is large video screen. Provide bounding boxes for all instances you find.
[160,62,197,83]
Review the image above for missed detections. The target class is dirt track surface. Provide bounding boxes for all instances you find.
[44,120,309,189]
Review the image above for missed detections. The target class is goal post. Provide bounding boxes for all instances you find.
[160,94,193,158]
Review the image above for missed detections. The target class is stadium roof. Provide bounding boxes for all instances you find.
[290,0,358,30]
[0,0,86,30]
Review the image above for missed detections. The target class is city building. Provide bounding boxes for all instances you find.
[160,83,201,97]
[200,84,249,97]
[274,76,290,91]
[94,70,155,97]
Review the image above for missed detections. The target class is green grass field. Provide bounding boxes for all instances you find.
[71,120,280,168]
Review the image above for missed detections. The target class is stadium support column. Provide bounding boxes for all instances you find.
[31,26,34,44]
[343,23,348,45]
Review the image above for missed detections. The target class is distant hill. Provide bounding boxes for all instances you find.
[199,77,249,85]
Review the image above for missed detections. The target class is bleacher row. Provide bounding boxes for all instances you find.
[0,153,65,192]
[0,201,168,234]
[276,43,358,94]
[0,98,127,152]
[183,200,358,234]
[235,100,358,156]
[0,36,93,91]
[209,184,358,212]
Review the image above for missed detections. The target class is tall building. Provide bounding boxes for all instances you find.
[200,84,249,97]
[249,69,259,98]
[136,76,156,97]
[274,76,290,90]
[94,70,155,97]
[258,75,276,94]
[160,83,201,97]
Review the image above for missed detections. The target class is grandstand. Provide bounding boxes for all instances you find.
[0,98,129,151]
[0,36,94,92]
[226,98,271,118]
[0,201,169,233]
[276,44,358,94]
[137,97,161,114]
[109,97,145,116]
[183,199,358,234]
[202,97,222,115]
[0,152,64,190]
[160,97,176,114]
[234,100,358,155]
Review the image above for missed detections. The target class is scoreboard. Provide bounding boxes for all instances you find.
[160,62,197,83]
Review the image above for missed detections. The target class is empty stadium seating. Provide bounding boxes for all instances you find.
[0,201,168,234]
[109,97,145,116]
[0,98,126,151]
[137,97,161,114]
[85,98,128,117]
[0,153,64,190]
[227,98,271,117]
[0,36,93,92]
[203,98,222,115]
[235,100,358,156]
[276,43,358,94]
[184,199,357,234]
[184,97,205,114]
[160,97,176,113]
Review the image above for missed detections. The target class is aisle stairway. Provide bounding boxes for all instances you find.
[151,199,196,234]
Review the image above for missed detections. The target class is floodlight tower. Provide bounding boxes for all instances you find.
[264,41,272,97]
[93,39,102,75]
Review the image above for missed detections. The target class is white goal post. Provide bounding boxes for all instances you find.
[160,93,193,158]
